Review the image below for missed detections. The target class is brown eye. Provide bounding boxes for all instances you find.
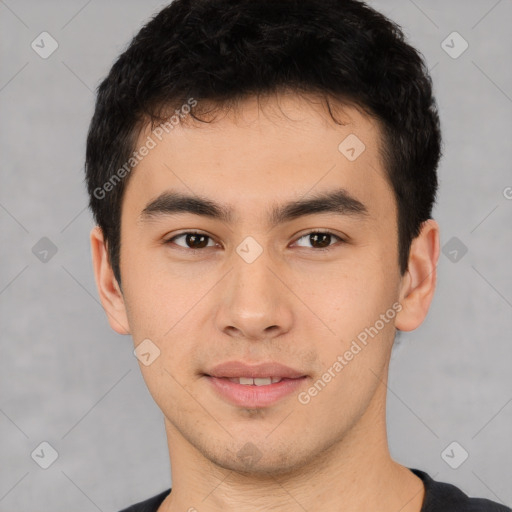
[167,232,216,250]
[294,231,343,250]
[309,233,332,248]
[185,234,209,248]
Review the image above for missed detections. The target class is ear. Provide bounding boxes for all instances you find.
[395,219,440,332]
[90,226,130,335]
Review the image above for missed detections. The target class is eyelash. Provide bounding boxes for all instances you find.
[164,229,345,253]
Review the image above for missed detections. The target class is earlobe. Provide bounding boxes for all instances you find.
[90,226,131,335]
[395,219,440,332]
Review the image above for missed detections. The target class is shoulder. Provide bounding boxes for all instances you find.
[410,469,511,512]
[117,488,171,512]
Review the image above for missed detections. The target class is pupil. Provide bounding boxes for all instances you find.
[187,234,208,248]
[311,233,330,248]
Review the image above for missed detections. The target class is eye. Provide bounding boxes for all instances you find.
[166,231,218,250]
[164,229,345,252]
[293,230,344,251]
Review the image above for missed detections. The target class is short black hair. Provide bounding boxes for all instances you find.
[85,0,442,286]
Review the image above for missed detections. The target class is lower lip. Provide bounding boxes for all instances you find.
[205,376,308,408]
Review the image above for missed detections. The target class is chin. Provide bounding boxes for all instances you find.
[200,438,322,478]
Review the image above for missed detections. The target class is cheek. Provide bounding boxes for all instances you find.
[300,262,399,395]
[306,272,398,416]
[121,256,217,376]
[120,243,200,334]
[124,268,207,408]
[296,258,397,338]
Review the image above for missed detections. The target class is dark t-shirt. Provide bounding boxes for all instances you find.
[118,468,511,511]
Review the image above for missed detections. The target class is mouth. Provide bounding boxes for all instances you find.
[203,375,308,408]
[204,360,307,380]
[202,361,309,407]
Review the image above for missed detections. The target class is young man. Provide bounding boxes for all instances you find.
[85,0,510,511]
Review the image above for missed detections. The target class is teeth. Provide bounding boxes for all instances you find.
[226,377,283,385]
[254,377,272,386]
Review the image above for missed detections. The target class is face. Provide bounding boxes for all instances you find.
[92,93,438,476]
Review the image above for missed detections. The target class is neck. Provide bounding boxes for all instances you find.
[159,378,425,512]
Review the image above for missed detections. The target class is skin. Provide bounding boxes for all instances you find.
[91,93,439,511]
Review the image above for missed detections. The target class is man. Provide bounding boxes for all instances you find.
[85,0,510,510]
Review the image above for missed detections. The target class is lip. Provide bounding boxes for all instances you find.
[205,361,306,379]
[205,375,308,408]
[203,361,308,408]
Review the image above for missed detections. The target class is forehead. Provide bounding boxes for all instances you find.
[123,93,395,224]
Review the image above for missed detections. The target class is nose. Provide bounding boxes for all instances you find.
[214,246,294,341]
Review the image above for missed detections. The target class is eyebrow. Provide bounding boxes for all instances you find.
[139,188,369,227]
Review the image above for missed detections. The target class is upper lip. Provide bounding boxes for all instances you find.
[205,361,307,379]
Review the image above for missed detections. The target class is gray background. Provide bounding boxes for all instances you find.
[1,0,511,511]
